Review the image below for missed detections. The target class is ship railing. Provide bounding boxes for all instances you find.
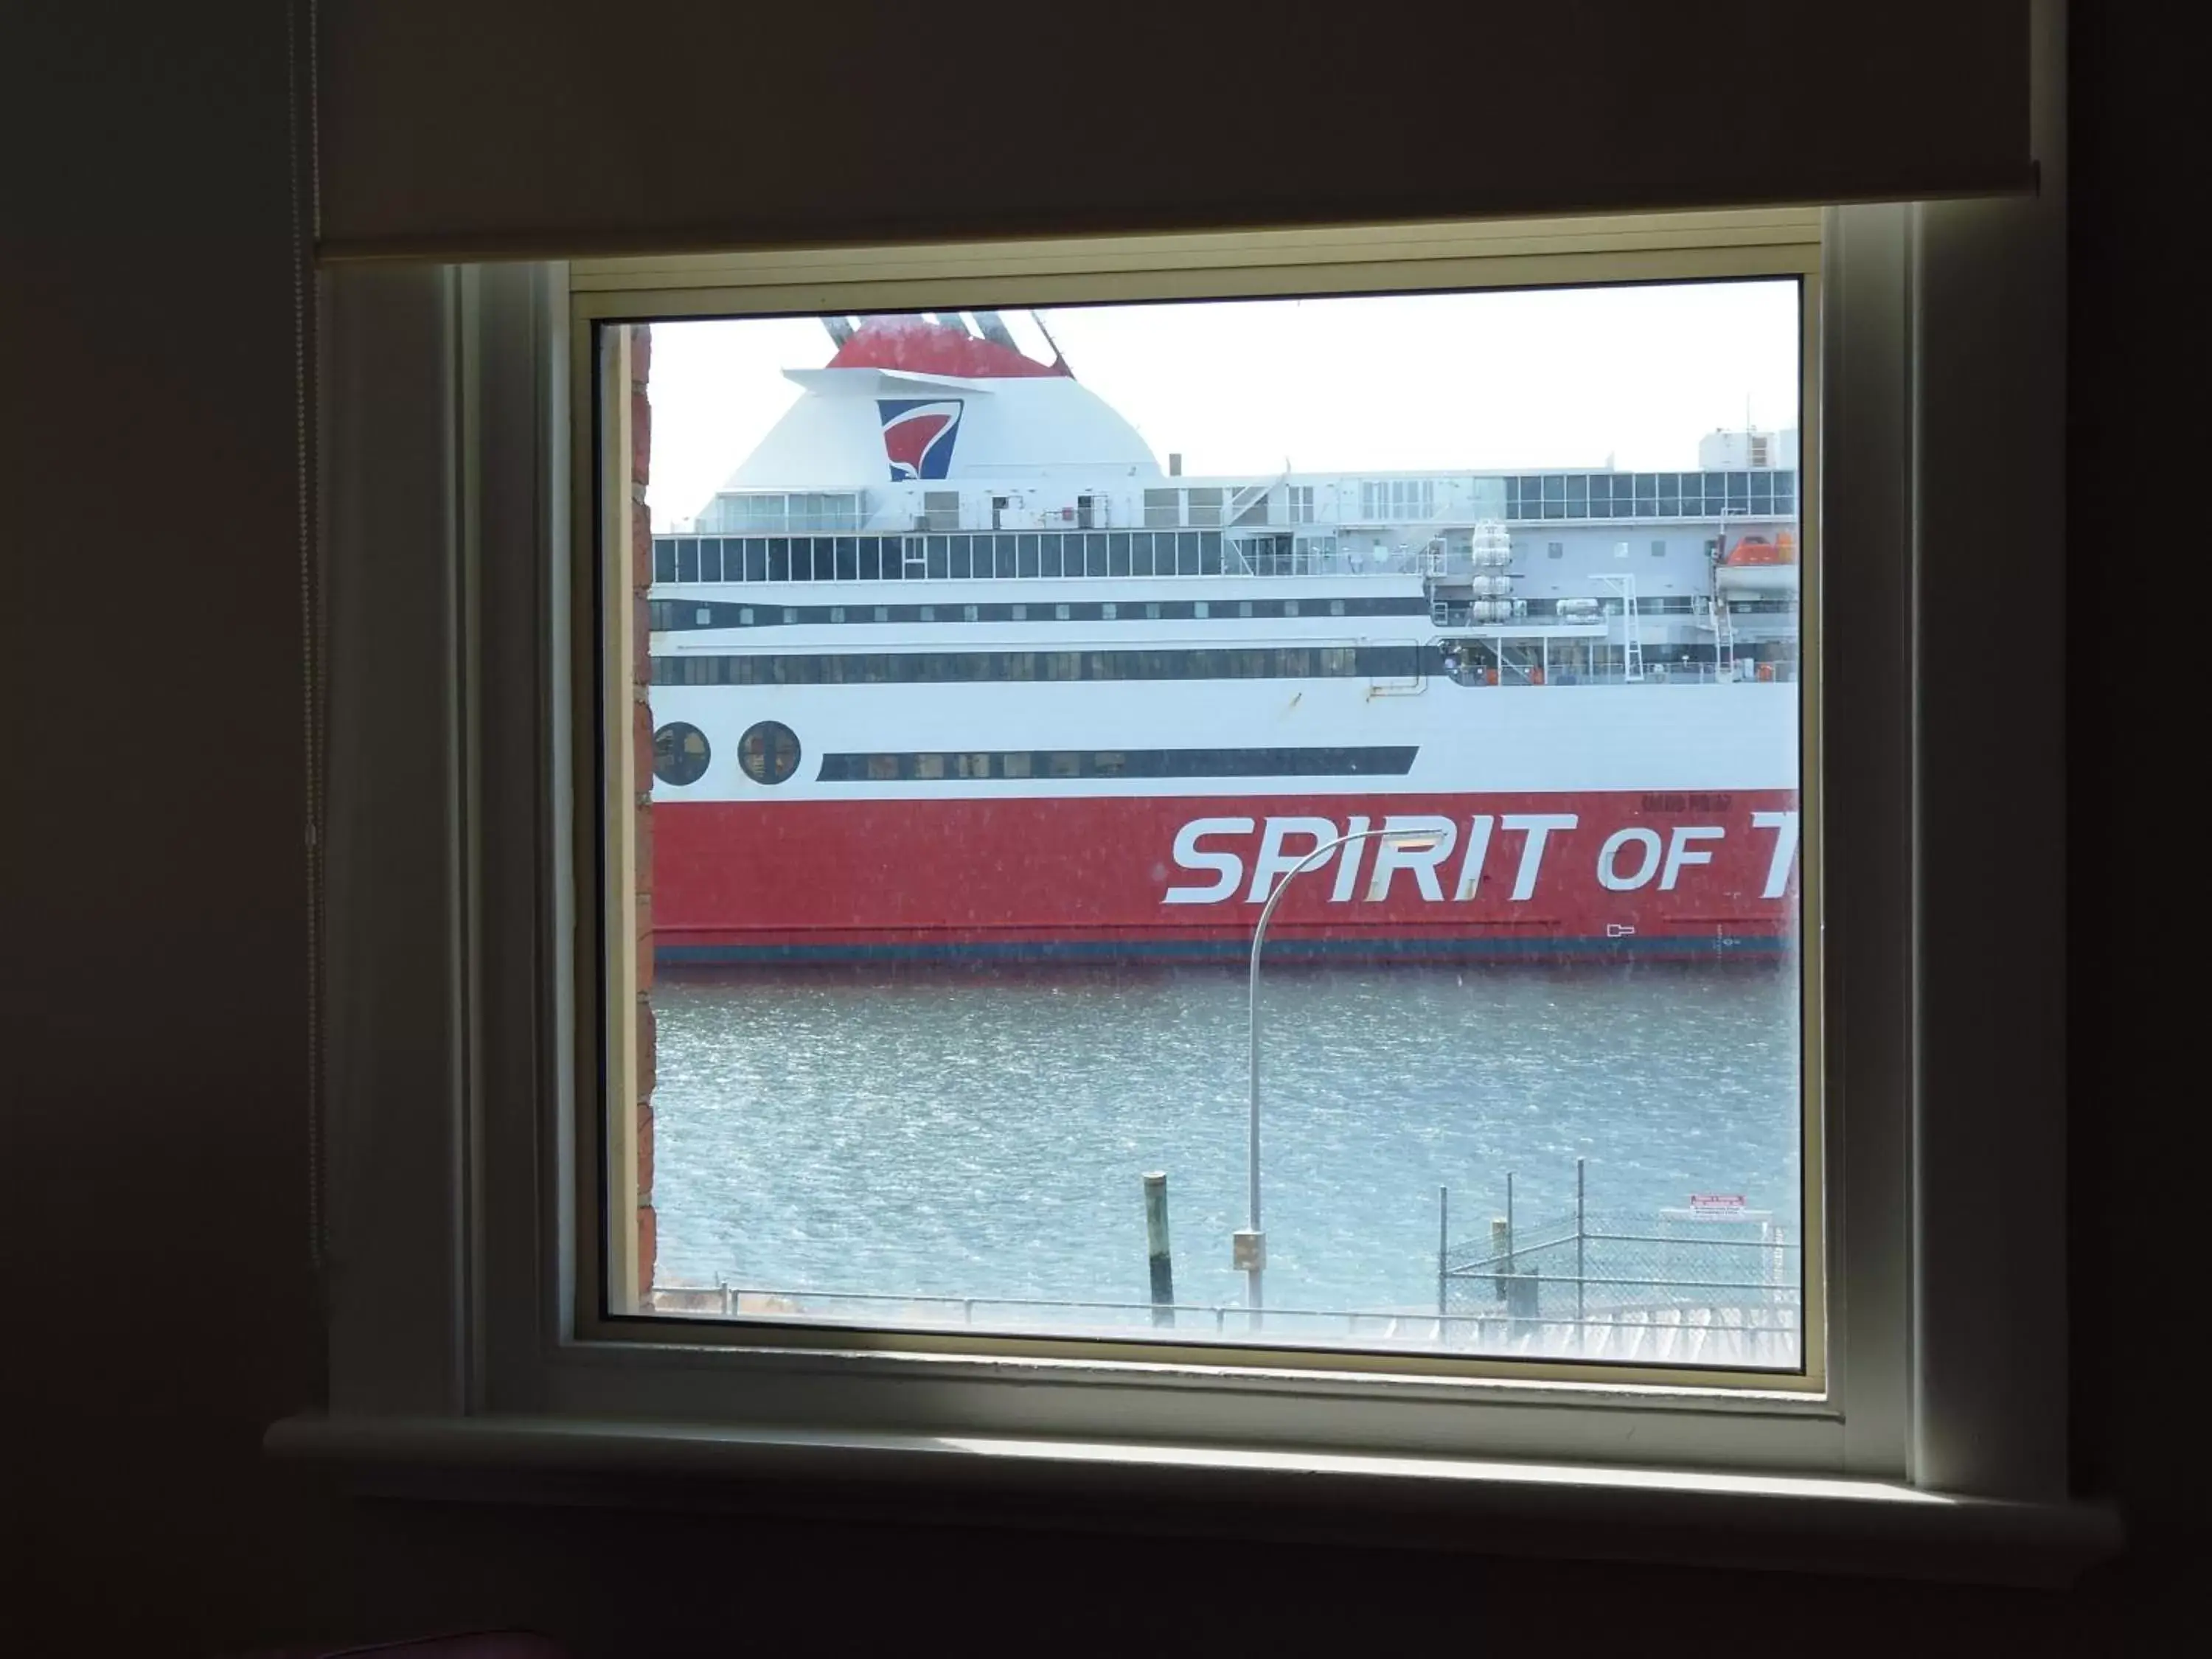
[1436,664,1795,686]
[647,1281,1801,1361]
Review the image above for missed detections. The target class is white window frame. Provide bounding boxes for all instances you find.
[291,175,2104,1570]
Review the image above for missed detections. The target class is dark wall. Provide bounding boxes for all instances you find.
[1,5,2183,1653]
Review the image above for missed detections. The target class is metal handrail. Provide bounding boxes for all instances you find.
[660,1284,1802,1334]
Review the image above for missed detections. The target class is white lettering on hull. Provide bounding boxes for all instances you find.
[1165,810,1801,906]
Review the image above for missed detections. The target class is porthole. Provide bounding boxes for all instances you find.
[737,720,801,786]
[652,721,711,786]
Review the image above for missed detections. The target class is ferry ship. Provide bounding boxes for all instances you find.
[647,312,1801,965]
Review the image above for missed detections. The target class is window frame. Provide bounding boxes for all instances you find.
[307,201,2063,1508]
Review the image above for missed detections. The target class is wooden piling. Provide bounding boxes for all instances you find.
[1143,1171,1175,1326]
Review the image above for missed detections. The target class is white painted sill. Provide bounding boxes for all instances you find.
[265,1413,2118,1587]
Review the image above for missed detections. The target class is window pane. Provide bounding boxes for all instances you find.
[625,287,1808,1368]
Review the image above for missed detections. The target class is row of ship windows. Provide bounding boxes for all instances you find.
[816,745,1417,782]
[650,718,1417,789]
[654,530,1234,585]
[650,594,1427,631]
[650,646,1435,686]
[1505,470,1797,521]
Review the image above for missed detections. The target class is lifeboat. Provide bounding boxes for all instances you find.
[1716,529,1798,595]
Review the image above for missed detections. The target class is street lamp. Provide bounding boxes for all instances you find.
[1240,823,1440,1320]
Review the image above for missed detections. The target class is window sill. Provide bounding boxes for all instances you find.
[265,1413,2117,1587]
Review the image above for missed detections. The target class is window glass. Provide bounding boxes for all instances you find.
[627,287,1806,1365]
[735,720,801,785]
[651,720,711,785]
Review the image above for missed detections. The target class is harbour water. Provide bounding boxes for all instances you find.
[650,961,1803,1318]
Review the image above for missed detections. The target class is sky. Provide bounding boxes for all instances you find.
[645,280,1801,532]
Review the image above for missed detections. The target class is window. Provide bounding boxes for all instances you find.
[1547,540,1565,559]
[1651,539,1668,557]
[651,720,711,785]
[1287,484,1315,524]
[736,720,801,785]
[313,198,2088,1543]
[819,746,1417,782]
[1360,478,1436,521]
[620,276,1813,1377]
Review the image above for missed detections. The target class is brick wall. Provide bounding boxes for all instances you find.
[630,324,658,1300]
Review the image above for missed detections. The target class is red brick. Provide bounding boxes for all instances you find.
[633,700,655,795]
[630,323,652,386]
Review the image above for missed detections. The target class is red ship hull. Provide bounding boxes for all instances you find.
[653,788,1801,965]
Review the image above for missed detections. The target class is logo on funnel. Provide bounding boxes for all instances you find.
[877,399,964,481]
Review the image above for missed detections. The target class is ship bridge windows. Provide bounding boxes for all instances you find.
[701,491,863,533]
[1143,488,1181,526]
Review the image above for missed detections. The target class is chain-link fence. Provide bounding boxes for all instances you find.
[1440,1166,1801,1347]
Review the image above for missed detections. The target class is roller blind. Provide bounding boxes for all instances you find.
[316,1,2032,262]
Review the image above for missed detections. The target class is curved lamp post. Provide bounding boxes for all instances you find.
[1241,823,1439,1320]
